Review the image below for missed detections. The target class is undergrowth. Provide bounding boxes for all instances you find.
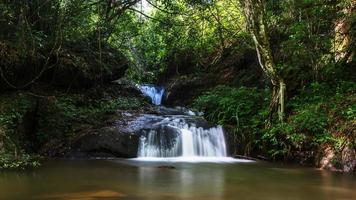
[193,81,356,162]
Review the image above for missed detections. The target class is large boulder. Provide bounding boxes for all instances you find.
[70,126,140,158]
[164,75,215,106]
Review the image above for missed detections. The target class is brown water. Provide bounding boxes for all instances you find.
[0,159,355,200]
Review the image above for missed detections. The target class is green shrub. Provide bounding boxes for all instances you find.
[193,82,355,161]
[193,86,269,154]
[0,153,40,170]
[0,94,39,167]
[36,94,144,145]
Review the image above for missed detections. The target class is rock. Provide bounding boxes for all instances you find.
[112,78,151,102]
[318,141,356,173]
[112,78,140,95]
[65,108,217,159]
[233,155,259,161]
[164,76,213,106]
[151,106,201,116]
[341,142,356,173]
[157,166,176,169]
[318,146,336,170]
[70,126,140,158]
[160,49,265,106]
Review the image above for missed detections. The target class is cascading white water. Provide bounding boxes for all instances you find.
[137,118,228,158]
[133,84,246,163]
[181,129,195,157]
[138,85,165,105]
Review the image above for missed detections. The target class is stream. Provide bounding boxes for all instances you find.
[136,84,235,162]
[0,85,355,199]
[0,160,355,200]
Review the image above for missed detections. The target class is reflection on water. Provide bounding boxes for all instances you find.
[138,164,225,199]
[40,190,126,200]
[0,160,355,200]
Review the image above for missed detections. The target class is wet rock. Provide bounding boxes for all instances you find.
[66,108,218,159]
[112,78,141,95]
[152,106,201,116]
[157,166,176,169]
[112,78,151,102]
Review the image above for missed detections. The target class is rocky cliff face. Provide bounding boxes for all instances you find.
[161,49,266,106]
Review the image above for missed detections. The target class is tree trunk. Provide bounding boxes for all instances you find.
[334,1,355,63]
[239,0,286,122]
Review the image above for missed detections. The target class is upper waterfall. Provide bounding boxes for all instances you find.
[138,85,165,105]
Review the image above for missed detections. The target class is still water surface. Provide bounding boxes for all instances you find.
[0,160,355,200]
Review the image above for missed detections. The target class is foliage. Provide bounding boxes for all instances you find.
[0,0,355,169]
[0,153,40,170]
[0,94,34,151]
[125,0,246,82]
[193,81,355,160]
[193,86,269,154]
[0,0,139,89]
[265,0,354,90]
[0,94,41,170]
[264,81,355,159]
[1,90,146,167]
[36,93,144,144]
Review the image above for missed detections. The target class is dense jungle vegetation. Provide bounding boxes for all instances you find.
[0,0,355,171]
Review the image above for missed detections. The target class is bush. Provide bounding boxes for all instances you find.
[0,94,40,168]
[193,85,269,154]
[262,81,354,159]
[0,153,40,170]
[192,81,355,161]
[36,93,145,145]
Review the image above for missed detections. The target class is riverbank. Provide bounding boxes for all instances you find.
[0,81,153,169]
[1,80,355,172]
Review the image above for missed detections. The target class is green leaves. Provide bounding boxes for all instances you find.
[194,86,266,124]
[0,153,41,170]
[193,81,355,160]
[193,85,269,154]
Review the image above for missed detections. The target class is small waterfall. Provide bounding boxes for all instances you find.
[134,84,240,162]
[137,118,227,158]
[138,85,165,105]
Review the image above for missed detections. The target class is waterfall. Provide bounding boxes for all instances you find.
[138,85,165,105]
[137,118,227,158]
[134,84,242,163]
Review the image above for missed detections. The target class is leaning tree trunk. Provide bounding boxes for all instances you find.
[239,0,286,122]
[334,1,355,63]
